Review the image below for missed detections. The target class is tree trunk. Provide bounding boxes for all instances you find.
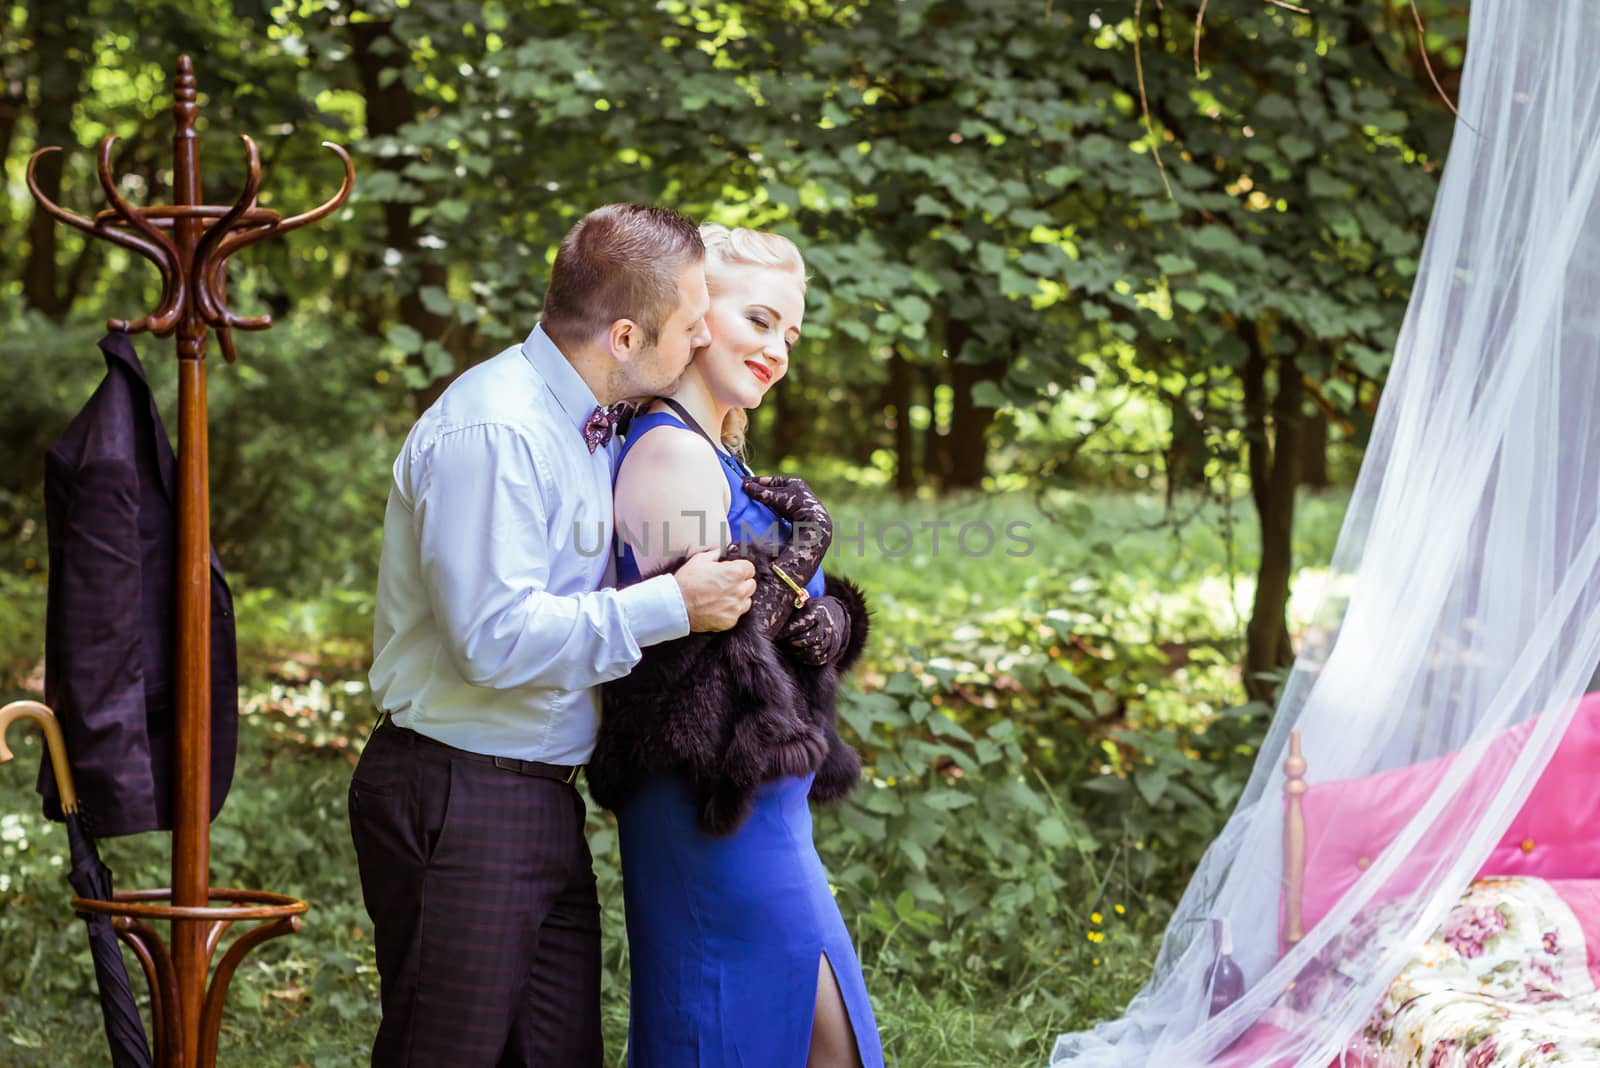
[1165,389,1209,505]
[349,14,457,413]
[20,0,91,318]
[1242,326,1303,702]
[944,319,1002,489]
[0,19,27,279]
[923,360,953,488]
[1299,405,1330,487]
[856,381,882,466]
[889,347,918,496]
[767,376,799,463]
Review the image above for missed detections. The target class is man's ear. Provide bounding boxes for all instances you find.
[607,318,641,363]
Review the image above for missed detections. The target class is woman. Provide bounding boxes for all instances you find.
[588,224,884,1068]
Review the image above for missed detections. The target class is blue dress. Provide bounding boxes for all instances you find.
[612,411,885,1068]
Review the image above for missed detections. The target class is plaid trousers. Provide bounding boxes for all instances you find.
[348,720,603,1067]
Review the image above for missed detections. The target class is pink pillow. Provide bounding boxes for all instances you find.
[1288,694,1600,940]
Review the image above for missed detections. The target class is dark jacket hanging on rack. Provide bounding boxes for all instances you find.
[39,331,238,837]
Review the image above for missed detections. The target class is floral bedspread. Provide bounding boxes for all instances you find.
[1356,876,1600,1066]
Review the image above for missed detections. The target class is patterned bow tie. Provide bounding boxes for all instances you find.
[581,402,639,453]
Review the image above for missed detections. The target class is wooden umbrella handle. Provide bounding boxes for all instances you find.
[0,700,78,813]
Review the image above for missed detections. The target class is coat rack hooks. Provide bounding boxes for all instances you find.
[24,56,354,363]
[23,53,354,1068]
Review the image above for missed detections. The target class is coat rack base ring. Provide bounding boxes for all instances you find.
[73,886,307,923]
[74,888,307,1068]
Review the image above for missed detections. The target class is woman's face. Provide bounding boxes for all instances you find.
[696,264,804,410]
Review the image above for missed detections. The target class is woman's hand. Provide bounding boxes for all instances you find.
[737,476,835,637]
[741,475,833,582]
[777,595,851,665]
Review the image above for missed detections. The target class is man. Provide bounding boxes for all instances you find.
[350,204,757,1067]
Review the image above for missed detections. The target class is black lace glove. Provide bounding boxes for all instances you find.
[776,595,852,666]
[738,476,834,638]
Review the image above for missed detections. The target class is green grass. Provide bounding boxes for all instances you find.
[0,487,1348,1066]
[0,724,1148,1067]
[830,487,1348,729]
[831,487,1348,637]
[0,733,374,1067]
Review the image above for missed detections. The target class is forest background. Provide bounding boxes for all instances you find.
[0,0,1469,1063]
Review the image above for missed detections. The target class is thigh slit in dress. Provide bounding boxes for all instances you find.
[617,773,882,1067]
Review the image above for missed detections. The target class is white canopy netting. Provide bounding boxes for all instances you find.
[1052,0,1600,1064]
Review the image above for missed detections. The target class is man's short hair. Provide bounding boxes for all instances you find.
[542,204,705,349]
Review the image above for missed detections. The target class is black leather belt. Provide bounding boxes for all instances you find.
[378,718,582,786]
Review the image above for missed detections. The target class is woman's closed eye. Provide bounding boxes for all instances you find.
[746,308,797,353]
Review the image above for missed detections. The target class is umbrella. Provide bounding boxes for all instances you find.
[1,700,153,1068]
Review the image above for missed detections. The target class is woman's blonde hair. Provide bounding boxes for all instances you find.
[698,224,807,454]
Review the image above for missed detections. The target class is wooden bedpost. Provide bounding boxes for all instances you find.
[1283,729,1308,947]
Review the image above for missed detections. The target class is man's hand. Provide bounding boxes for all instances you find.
[673,547,756,632]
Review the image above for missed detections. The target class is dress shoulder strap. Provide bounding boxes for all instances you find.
[661,399,754,478]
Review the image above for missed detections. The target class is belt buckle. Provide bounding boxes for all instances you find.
[564,765,579,785]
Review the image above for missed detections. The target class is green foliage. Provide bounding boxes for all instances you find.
[200,312,401,597]
[0,0,1464,1059]
[0,569,46,689]
[1,0,1459,468]
[0,486,1346,1060]
[0,0,1467,707]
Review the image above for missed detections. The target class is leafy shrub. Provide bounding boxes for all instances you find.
[0,484,1329,1063]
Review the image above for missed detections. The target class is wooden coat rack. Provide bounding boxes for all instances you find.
[24,55,354,1067]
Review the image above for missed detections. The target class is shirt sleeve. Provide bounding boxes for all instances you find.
[411,423,689,691]
[616,572,691,648]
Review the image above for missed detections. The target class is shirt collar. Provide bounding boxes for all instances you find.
[521,323,602,434]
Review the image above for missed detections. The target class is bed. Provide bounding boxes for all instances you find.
[1259,694,1600,1066]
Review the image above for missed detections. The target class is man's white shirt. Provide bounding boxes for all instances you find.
[369,323,689,763]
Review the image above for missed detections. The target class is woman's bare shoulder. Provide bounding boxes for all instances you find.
[614,425,731,560]
[617,424,723,490]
